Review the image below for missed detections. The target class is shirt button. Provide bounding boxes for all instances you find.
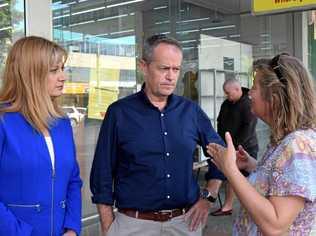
[166,195,170,199]
[164,132,168,136]
[166,174,171,178]
[161,113,164,117]
[166,152,170,157]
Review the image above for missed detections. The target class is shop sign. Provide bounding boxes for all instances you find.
[253,0,316,15]
[63,83,88,94]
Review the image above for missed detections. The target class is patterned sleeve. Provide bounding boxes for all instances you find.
[268,132,316,202]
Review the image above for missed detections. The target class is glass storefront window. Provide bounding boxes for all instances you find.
[0,0,25,74]
[51,0,306,227]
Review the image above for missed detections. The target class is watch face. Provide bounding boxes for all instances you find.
[200,189,209,199]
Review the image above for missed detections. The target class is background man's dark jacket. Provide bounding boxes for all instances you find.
[217,87,258,156]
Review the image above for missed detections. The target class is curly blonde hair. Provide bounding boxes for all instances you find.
[253,54,316,145]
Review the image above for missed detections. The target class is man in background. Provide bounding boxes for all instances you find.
[210,78,258,216]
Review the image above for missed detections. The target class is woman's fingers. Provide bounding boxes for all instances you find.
[207,143,224,159]
[237,145,249,161]
[225,132,234,151]
[226,132,237,159]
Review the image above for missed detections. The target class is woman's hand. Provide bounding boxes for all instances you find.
[236,145,250,170]
[206,132,238,175]
[236,145,257,172]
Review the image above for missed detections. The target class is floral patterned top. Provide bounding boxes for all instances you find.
[233,129,316,235]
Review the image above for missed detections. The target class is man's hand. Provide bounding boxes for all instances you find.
[97,204,114,235]
[63,229,76,236]
[184,199,211,231]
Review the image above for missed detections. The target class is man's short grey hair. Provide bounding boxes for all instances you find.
[142,34,182,63]
[223,78,240,90]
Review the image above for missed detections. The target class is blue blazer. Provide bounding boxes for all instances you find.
[0,112,82,236]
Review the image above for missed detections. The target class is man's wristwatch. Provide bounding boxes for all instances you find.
[200,188,217,203]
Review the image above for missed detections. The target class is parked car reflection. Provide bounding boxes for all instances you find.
[62,106,86,127]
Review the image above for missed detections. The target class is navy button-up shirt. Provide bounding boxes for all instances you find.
[90,88,224,211]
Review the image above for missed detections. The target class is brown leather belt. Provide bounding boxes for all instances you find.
[118,208,189,222]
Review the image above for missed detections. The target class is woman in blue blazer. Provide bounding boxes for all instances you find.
[0,36,82,235]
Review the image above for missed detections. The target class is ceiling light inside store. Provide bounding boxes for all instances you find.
[155,20,170,25]
[181,39,197,43]
[53,14,70,19]
[89,33,109,38]
[72,6,105,16]
[110,29,134,35]
[96,14,129,22]
[154,5,168,10]
[0,3,9,8]
[70,20,94,27]
[178,17,210,24]
[106,0,144,8]
[183,47,195,50]
[176,29,200,34]
[202,24,235,31]
[229,34,240,38]
[261,47,272,50]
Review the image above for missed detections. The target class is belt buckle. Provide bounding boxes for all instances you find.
[158,209,173,220]
[159,209,173,214]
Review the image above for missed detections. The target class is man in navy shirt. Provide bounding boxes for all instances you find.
[90,34,225,236]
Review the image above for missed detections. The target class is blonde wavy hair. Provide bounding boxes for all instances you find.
[0,36,67,132]
[253,54,316,145]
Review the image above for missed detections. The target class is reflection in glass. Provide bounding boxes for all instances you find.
[0,0,25,75]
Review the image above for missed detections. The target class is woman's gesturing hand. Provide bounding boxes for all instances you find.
[206,132,238,175]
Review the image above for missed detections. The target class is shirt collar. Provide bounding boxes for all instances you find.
[139,83,175,111]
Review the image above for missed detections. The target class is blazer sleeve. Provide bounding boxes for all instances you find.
[0,120,33,236]
[63,120,83,236]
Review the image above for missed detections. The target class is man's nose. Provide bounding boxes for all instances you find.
[166,69,176,80]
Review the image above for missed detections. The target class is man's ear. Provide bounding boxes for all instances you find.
[138,59,147,76]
